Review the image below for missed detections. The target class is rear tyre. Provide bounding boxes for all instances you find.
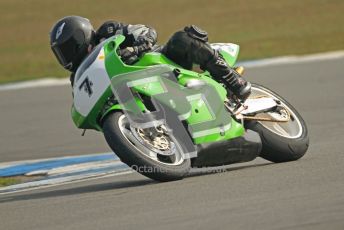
[103,111,191,182]
[245,84,309,163]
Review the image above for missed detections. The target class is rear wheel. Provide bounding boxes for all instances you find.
[245,84,309,162]
[103,111,191,181]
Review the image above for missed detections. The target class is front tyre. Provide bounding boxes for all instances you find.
[245,84,309,163]
[103,112,191,182]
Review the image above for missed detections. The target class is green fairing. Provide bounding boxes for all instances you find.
[73,35,244,143]
[219,49,239,68]
[71,86,112,131]
[100,97,147,122]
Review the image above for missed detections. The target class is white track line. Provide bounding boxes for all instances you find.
[0,78,69,92]
[0,50,343,92]
[0,170,133,195]
[0,152,115,169]
[239,50,344,68]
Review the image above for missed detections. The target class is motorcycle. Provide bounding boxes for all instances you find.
[71,35,309,181]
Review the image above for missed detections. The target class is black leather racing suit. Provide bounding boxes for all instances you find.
[71,22,251,100]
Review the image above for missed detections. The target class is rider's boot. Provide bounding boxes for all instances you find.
[201,52,251,102]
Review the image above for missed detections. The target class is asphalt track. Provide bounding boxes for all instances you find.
[1,56,344,230]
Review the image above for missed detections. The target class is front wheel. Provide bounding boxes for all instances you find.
[103,111,191,181]
[245,84,309,163]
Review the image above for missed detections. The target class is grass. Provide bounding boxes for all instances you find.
[0,0,343,83]
[0,176,43,187]
[0,177,20,187]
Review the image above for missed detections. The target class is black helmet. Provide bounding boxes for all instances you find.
[50,16,95,72]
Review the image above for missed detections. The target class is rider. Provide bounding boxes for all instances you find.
[50,16,251,101]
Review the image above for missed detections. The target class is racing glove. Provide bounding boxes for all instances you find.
[119,43,152,64]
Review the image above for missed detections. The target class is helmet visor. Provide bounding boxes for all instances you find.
[51,31,84,70]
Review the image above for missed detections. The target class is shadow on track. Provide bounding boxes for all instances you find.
[0,162,273,203]
[0,178,155,203]
[188,162,272,178]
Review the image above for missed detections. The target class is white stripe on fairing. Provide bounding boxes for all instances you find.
[1,50,343,92]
